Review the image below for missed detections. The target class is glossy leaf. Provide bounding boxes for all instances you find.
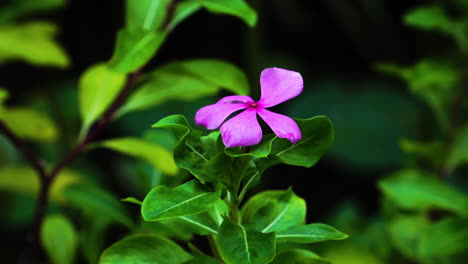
[199,0,257,27]
[271,116,334,167]
[447,125,468,169]
[178,212,219,235]
[78,63,126,133]
[109,29,166,73]
[121,197,142,205]
[225,134,276,158]
[0,21,69,67]
[0,166,81,203]
[419,217,468,259]
[241,189,306,233]
[152,115,212,181]
[379,170,468,217]
[217,220,275,264]
[97,137,178,175]
[126,0,170,32]
[142,180,220,221]
[271,249,332,264]
[276,223,348,243]
[41,214,77,264]
[120,59,249,115]
[64,183,133,227]
[99,234,192,264]
[0,107,58,141]
[167,1,202,31]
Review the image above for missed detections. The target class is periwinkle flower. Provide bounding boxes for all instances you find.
[195,67,303,147]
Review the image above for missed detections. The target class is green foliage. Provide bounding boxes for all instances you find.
[78,63,126,133]
[63,183,134,227]
[0,107,58,141]
[447,125,468,169]
[0,0,65,23]
[379,170,468,217]
[178,212,219,235]
[0,21,69,67]
[271,249,332,264]
[388,215,431,260]
[97,137,178,175]
[141,179,220,221]
[109,29,166,73]
[99,234,192,264]
[167,1,202,31]
[377,59,459,130]
[217,219,276,264]
[41,214,77,264]
[0,166,81,202]
[241,189,306,233]
[276,223,348,243]
[120,59,250,115]
[183,255,219,264]
[197,0,258,27]
[126,0,170,32]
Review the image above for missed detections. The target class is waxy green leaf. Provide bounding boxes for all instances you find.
[167,1,202,31]
[41,214,77,264]
[0,107,58,142]
[78,63,126,133]
[126,0,170,32]
[64,183,133,227]
[183,255,219,264]
[388,215,430,260]
[271,116,334,168]
[276,223,348,243]
[0,21,69,67]
[120,59,249,115]
[217,220,275,264]
[241,189,306,233]
[109,29,166,73]
[97,137,178,175]
[199,0,257,27]
[225,134,276,158]
[142,180,220,221]
[178,212,219,235]
[379,170,468,217]
[99,234,192,264]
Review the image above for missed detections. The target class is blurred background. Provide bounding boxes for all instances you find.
[1,0,467,263]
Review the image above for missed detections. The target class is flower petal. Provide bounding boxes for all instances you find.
[195,103,247,130]
[217,95,254,104]
[220,109,262,147]
[257,108,301,144]
[259,67,303,107]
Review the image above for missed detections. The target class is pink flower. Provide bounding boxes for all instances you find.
[195,67,303,147]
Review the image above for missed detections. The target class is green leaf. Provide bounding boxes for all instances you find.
[41,214,77,264]
[64,183,133,227]
[121,197,143,205]
[120,59,249,115]
[126,0,170,32]
[404,5,456,34]
[217,220,276,264]
[97,137,178,175]
[270,116,334,168]
[109,29,166,73]
[0,0,66,23]
[0,107,58,141]
[271,249,332,264]
[241,189,306,233]
[419,217,468,259]
[178,212,219,235]
[379,170,468,217]
[152,115,212,181]
[276,223,348,243]
[447,125,468,169]
[198,0,257,27]
[225,134,276,158]
[142,179,220,221]
[167,1,202,31]
[78,63,126,133]
[183,255,219,264]
[388,215,430,260]
[376,60,460,130]
[0,166,81,203]
[0,21,69,67]
[0,88,8,105]
[99,234,192,264]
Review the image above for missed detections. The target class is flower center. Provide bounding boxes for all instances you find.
[247,102,262,109]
